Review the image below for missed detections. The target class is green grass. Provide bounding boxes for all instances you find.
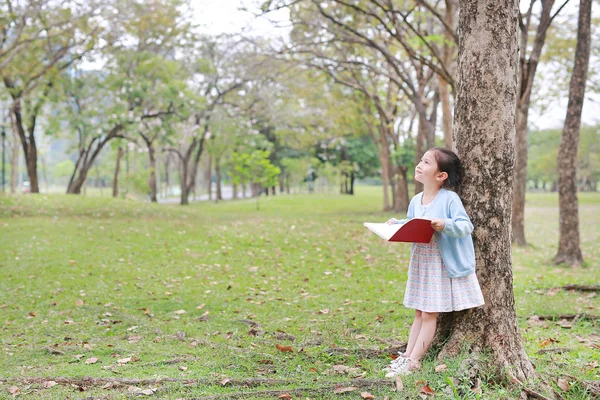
[0,188,598,399]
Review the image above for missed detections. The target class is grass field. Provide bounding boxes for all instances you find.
[0,187,598,399]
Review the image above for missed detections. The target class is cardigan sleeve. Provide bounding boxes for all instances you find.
[442,196,474,238]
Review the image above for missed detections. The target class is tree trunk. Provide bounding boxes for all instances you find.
[554,0,591,267]
[512,106,528,245]
[164,153,170,198]
[10,100,40,193]
[67,126,122,194]
[233,183,238,200]
[215,158,222,201]
[394,165,409,213]
[113,147,124,198]
[438,0,543,391]
[10,126,18,194]
[148,145,158,203]
[207,155,212,201]
[439,76,453,149]
[349,171,355,195]
[512,0,558,247]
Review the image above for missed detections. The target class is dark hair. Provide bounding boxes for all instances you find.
[431,147,463,189]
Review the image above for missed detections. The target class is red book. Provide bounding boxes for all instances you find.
[364,218,435,243]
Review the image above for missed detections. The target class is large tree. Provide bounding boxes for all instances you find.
[554,0,592,266]
[511,0,570,246]
[438,0,547,394]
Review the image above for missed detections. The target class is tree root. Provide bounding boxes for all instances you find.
[562,284,600,292]
[536,313,598,321]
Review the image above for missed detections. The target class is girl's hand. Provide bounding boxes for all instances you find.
[430,218,445,232]
[386,218,399,225]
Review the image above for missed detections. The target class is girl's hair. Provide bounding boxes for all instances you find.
[431,147,463,189]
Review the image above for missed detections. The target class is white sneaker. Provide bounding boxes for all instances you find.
[382,355,408,372]
[384,360,411,377]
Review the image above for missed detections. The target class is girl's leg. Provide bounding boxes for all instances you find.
[403,310,422,357]
[408,311,438,368]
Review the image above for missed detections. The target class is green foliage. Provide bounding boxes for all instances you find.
[52,159,75,179]
[527,125,600,188]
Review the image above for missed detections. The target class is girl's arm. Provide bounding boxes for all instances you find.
[442,198,474,238]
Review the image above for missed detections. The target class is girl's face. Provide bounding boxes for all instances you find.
[415,150,446,186]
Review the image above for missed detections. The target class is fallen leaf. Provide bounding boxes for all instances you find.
[117,357,131,364]
[128,335,142,343]
[557,378,570,391]
[43,381,58,388]
[278,394,292,399]
[85,357,98,364]
[395,376,404,392]
[333,386,358,394]
[141,388,155,395]
[360,392,375,399]
[83,343,93,351]
[539,338,559,347]
[8,386,20,396]
[435,364,447,373]
[179,366,188,371]
[318,309,329,314]
[219,378,231,386]
[44,346,65,355]
[275,344,293,352]
[174,310,186,315]
[419,385,435,396]
[75,299,84,306]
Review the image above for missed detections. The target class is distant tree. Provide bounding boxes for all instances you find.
[555,0,592,266]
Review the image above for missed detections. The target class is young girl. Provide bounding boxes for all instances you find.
[383,147,484,377]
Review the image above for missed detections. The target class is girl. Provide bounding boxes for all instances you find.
[383,147,484,377]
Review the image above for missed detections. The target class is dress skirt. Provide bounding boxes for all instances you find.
[403,238,485,313]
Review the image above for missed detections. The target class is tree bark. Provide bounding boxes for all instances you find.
[215,158,222,201]
[67,126,123,194]
[512,0,559,246]
[9,113,19,194]
[437,0,542,390]
[554,0,591,267]
[148,145,158,203]
[113,147,124,198]
[207,155,212,201]
[394,165,409,213]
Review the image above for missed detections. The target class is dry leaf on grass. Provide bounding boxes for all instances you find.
[557,378,570,391]
[85,357,98,364]
[117,357,132,364]
[419,385,435,396]
[174,310,186,315]
[42,381,58,388]
[219,378,231,386]
[360,392,375,399]
[275,344,293,352]
[278,394,292,399]
[395,376,404,392]
[8,386,20,396]
[333,386,358,394]
[435,364,447,373]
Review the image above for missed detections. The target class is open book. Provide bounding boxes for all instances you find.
[364,218,435,243]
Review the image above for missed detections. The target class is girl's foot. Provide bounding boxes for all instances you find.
[382,355,408,372]
[384,358,421,378]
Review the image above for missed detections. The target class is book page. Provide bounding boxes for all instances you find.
[363,222,401,241]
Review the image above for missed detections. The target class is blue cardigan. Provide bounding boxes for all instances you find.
[392,188,476,278]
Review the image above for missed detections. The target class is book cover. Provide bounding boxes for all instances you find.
[364,218,435,243]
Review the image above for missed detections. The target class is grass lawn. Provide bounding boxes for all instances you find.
[0,187,598,399]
